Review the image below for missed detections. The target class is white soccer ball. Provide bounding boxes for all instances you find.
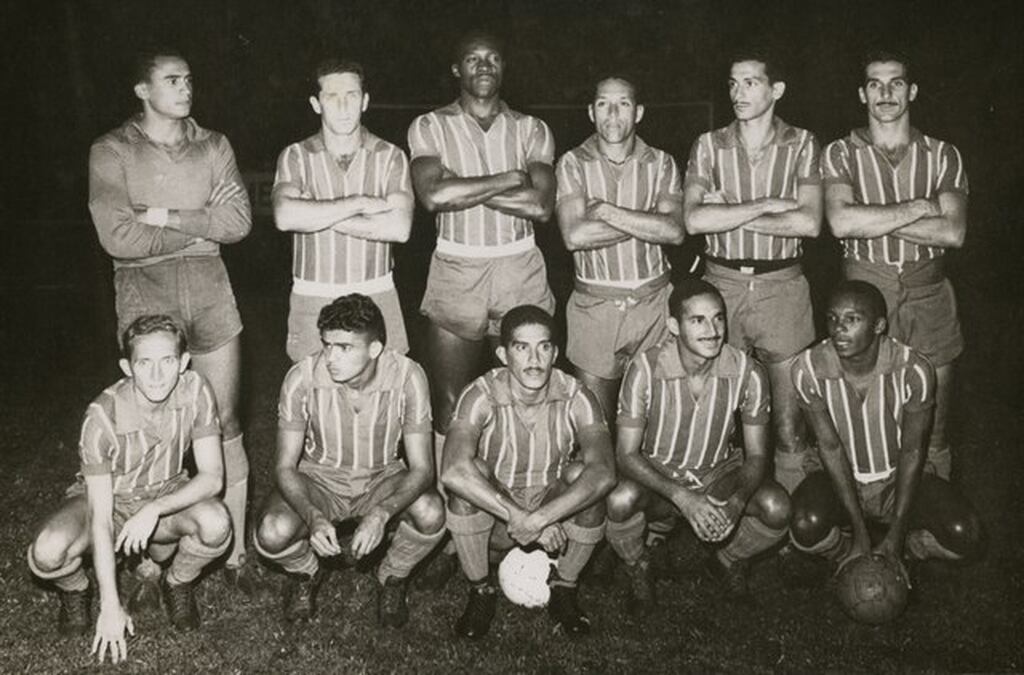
[498,547,556,608]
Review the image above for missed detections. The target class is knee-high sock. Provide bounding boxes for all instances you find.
[253,536,319,577]
[222,434,249,567]
[433,432,457,557]
[27,545,88,592]
[557,520,605,583]
[925,445,952,481]
[718,515,788,566]
[775,449,808,495]
[168,532,231,586]
[790,525,851,561]
[446,507,494,583]
[378,522,446,583]
[606,512,646,566]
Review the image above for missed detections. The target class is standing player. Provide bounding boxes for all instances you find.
[441,306,615,638]
[789,281,983,579]
[556,75,684,429]
[254,294,445,626]
[605,279,791,607]
[28,316,232,663]
[273,59,414,361]
[823,51,968,480]
[682,50,822,494]
[88,48,257,593]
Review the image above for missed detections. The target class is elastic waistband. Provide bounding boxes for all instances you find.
[705,259,804,281]
[435,234,535,258]
[855,466,896,485]
[292,272,394,298]
[113,251,220,270]
[573,272,670,299]
[843,257,946,287]
[705,256,801,275]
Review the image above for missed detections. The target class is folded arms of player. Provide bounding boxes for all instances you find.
[683,182,822,238]
[826,184,966,249]
[273,185,414,242]
[411,156,555,222]
[557,192,684,251]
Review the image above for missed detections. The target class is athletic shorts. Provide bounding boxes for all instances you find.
[704,262,815,364]
[286,287,408,362]
[566,275,671,380]
[843,258,963,367]
[800,469,898,522]
[114,256,242,355]
[66,472,192,535]
[420,247,555,341]
[297,461,406,522]
[646,452,745,522]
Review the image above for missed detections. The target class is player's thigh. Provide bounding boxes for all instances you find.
[488,248,555,337]
[153,497,231,545]
[286,293,328,363]
[184,256,244,356]
[743,479,791,529]
[32,494,92,568]
[421,252,492,341]
[545,465,604,527]
[749,272,815,363]
[904,279,964,367]
[446,458,495,515]
[113,263,185,348]
[190,335,242,434]
[790,471,846,545]
[909,473,985,558]
[566,292,624,381]
[606,478,652,521]
[424,322,488,431]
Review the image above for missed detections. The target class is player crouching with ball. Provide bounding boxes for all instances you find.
[28,315,232,664]
[788,281,984,600]
[254,294,445,626]
[441,305,616,639]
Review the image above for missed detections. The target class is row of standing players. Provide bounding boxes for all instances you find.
[27,32,984,664]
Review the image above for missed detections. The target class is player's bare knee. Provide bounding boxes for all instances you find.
[447,493,480,517]
[409,490,446,534]
[943,512,986,561]
[573,502,606,528]
[31,529,72,573]
[789,508,829,548]
[606,482,642,522]
[195,500,232,547]
[256,509,300,554]
[757,484,792,530]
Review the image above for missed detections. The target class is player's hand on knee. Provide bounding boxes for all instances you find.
[674,489,723,542]
[91,605,134,665]
[116,503,160,556]
[537,524,567,554]
[351,508,389,559]
[705,495,741,541]
[309,515,342,558]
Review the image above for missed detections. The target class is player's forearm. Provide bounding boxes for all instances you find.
[818,443,870,543]
[485,186,553,222]
[729,456,768,509]
[150,471,221,518]
[619,451,687,504]
[169,200,252,244]
[888,445,924,543]
[91,517,121,610]
[892,215,965,248]
[441,460,517,521]
[684,200,771,235]
[274,195,371,233]
[744,206,820,238]
[333,207,413,243]
[827,198,934,239]
[275,467,327,529]
[559,217,632,251]
[532,464,615,528]
[595,203,685,245]
[90,204,196,259]
[421,172,523,212]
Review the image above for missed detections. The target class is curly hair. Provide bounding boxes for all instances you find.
[316,294,387,345]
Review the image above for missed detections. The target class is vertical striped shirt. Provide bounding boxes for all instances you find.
[556,134,682,284]
[449,368,607,490]
[77,371,220,494]
[408,100,555,248]
[618,341,769,478]
[278,349,432,477]
[684,117,820,260]
[273,128,412,286]
[792,336,936,483]
[822,128,969,265]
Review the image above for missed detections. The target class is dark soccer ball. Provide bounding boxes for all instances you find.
[835,553,910,624]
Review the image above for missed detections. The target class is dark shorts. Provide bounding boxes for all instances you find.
[298,462,406,522]
[566,276,671,380]
[114,256,242,355]
[286,287,408,362]
[420,247,555,340]
[704,262,815,363]
[843,258,963,367]
[647,452,745,521]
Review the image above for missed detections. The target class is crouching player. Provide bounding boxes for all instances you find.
[605,279,791,609]
[442,305,615,638]
[255,294,444,626]
[789,281,984,578]
[28,315,231,663]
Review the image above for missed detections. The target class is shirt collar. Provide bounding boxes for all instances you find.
[487,367,573,407]
[113,374,190,435]
[439,99,512,119]
[812,335,910,379]
[301,126,380,155]
[125,114,203,144]
[718,116,802,149]
[652,341,744,380]
[576,133,655,165]
[848,126,926,149]
[309,349,395,394]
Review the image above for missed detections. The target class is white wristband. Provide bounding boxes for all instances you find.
[146,207,169,227]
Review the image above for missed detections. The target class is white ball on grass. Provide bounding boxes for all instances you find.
[498,547,556,608]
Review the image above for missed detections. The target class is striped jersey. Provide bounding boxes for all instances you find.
[822,128,969,265]
[618,341,769,478]
[684,117,820,260]
[407,100,555,248]
[274,128,412,285]
[556,134,682,284]
[792,336,935,483]
[278,349,432,476]
[449,367,607,490]
[77,371,220,494]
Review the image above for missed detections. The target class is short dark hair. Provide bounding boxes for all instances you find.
[312,58,366,95]
[122,315,187,358]
[133,47,187,85]
[499,305,556,347]
[592,74,642,104]
[317,294,386,345]
[668,278,725,321]
[729,47,786,84]
[452,30,505,65]
[861,49,913,84]
[828,280,888,321]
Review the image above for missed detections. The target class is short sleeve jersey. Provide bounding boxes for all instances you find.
[77,371,221,494]
[684,117,820,261]
[821,128,969,265]
[449,368,607,490]
[618,341,770,478]
[278,349,432,476]
[273,128,412,286]
[407,100,555,248]
[556,134,682,284]
[792,336,936,483]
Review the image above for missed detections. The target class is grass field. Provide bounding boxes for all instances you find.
[1,218,1022,673]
